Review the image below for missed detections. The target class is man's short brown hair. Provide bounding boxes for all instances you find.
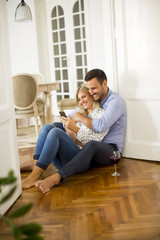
[85,69,107,85]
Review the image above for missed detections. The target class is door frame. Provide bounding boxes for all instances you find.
[0,0,21,215]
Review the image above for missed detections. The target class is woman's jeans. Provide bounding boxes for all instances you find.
[34,124,88,172]
[34,123,117,181]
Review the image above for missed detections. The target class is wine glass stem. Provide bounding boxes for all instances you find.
[114,164,117,173]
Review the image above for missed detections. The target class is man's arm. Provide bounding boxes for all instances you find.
[71,112,93,129]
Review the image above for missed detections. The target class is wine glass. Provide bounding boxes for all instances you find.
[110,150,121,176]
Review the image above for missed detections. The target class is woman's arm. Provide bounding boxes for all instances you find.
[62,116,80,133]
[63,118,84,147]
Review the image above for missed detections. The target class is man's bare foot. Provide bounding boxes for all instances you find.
[35,173,62,193]
[22,166,44,189]
[20,159,34,172]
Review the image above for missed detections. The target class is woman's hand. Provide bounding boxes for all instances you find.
[65,127,76,139]
[66,128,83,147]
[62,116,80,133]
[74,138,84,147]
[63,120,83,147]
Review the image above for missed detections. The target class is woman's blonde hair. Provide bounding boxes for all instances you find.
[76,84,100,116]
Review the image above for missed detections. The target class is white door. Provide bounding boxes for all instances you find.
[0,0,21,215]
[114,0,160,161]
[46,0,88,114]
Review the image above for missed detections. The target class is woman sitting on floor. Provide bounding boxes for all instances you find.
[22,84,109,193]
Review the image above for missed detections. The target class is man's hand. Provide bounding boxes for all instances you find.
[72,112,93,130]
[71,112,83,122]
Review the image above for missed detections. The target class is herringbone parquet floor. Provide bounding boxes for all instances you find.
[1,148,160,240]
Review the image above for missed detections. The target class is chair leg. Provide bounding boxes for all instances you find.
[16,119,19,129]
[34,118,39,140]
[40,115,46,126]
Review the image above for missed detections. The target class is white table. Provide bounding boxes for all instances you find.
[38,82,59,124]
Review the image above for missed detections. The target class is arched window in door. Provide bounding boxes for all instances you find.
[51,6,69,101]
[73,0,88,88]
[51,0,88,102]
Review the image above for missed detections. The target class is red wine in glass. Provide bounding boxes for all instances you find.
[110,150,121,176]
[110,156,120,165]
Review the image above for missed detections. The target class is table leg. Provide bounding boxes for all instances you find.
[46,92,53,124]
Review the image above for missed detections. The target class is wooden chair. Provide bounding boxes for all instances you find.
[33,73,45,84]
[12,73,46,139]
[58,98,77,111]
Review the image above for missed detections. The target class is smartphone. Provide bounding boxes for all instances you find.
[59,111,67,118]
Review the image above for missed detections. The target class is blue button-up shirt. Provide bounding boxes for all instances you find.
[92,88,126,152]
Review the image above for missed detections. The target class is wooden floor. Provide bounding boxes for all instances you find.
[1,147,160,240]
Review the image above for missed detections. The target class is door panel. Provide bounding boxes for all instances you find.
[114,0,160,161]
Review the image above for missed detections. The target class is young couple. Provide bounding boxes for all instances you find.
[22,69,127,193]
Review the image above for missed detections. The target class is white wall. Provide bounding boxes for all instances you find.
[33,0,51,82]
[7,0,39,74]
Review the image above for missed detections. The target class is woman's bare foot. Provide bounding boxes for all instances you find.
[22,166,44,189]
[20,159,34,172]
[35,173,62,193]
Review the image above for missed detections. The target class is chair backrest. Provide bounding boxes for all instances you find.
[33,73,45,84]
[58,98,77,111]
[13,73,38,110]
